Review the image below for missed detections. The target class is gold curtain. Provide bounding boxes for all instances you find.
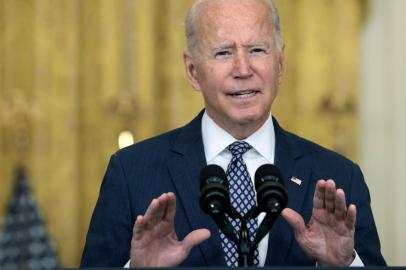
[0,0,365,267]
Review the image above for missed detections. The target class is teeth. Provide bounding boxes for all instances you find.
[231,90,257,98]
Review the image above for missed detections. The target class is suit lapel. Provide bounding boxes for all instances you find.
[266,118,313,265]
[167,111,225,266]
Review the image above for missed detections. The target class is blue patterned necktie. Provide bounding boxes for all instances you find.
[220,141,259,267]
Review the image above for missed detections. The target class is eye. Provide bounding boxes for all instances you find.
[215,50,232,59]
[250,47,267,55]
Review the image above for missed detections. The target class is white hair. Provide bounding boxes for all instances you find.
[184,0,283,55]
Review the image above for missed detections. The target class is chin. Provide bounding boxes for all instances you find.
[237,105,269,118]
[230,111,267,126]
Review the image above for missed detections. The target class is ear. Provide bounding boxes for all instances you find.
[277,43,285,85]
[183,51,202,91]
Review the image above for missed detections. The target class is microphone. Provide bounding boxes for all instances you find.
[199,165,238,243]
[255,164,288,214]
[254,164,288,243]
[199,164,230,215]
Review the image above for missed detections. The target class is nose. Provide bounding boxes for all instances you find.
[232,51,253,79]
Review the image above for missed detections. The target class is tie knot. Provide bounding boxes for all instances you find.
[228,141,252,157]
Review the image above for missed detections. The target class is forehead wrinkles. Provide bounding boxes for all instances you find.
[196,0,273,46]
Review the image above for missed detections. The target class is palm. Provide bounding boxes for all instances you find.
[131,216,186,266]
[300,206,354,265]
[282,180,356,266]
[130,193,210,267]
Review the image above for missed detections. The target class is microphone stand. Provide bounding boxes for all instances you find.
[238,216,254,267]
[215,206,281,267]
[207,199,283,266]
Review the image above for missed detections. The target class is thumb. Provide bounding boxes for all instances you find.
[182,228,211,253]
[282,208,306,236]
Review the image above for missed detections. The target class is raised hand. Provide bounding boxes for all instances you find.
[130,192,211,267]
[282,179,356,266]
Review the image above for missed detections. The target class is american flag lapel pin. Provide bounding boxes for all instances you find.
[290,176,302,186]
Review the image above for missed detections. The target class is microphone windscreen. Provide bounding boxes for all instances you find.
[200,164,227,188]
[254,164,284,190]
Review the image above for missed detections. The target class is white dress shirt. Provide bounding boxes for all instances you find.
[201,111,275,266]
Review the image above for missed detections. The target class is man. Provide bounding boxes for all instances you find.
[81,0,386,267]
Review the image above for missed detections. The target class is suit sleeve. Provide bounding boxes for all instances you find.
[349,164,386,266]
[80,153,134,267]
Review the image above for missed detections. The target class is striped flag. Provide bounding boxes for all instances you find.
[0,167,60,270]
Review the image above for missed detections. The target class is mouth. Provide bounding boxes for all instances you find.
[227,90,260,99]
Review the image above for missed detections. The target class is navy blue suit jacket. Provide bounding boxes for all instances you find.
[81,111,386,266]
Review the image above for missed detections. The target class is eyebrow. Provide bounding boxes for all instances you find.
[246,42,271,49]
[210,41,271,52]
[210,44,235,52]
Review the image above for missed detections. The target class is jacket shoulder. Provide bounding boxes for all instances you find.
[283,128,358,171]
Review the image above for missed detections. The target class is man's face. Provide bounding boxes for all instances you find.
[185,0,285,138]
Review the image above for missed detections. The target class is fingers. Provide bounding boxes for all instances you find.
[313,180,326,209]
[133,192,176,239]
[163,193,176,223]
[133,215,147,241]
[334,189,347,220]
[145,194,165,223]
[182,229,211,253]
[143,193,175,225]
[314,179,356,224]
[345,204,356,230]
[282,208,306,236]
[313,180,340,214]
[324,180,336,213]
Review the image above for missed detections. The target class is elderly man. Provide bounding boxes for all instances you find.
[81,0,385,267]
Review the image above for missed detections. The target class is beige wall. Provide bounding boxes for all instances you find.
[360,0,406,266]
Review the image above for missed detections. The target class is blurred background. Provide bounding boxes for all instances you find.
[0,0,405,267]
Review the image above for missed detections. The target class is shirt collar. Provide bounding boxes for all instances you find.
[201,111,275,163]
